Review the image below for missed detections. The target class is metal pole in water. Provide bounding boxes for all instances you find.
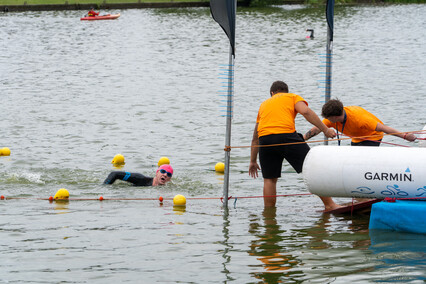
[223,47,234,208]
[324,0,334,145]
[210,0,236,208]
[325,25,333,103]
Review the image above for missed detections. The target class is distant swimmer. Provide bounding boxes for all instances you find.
[303,99,417,146]
[104,164,173,186]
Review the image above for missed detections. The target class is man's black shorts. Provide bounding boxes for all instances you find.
[351,140,381,146]
[259,132,310,179]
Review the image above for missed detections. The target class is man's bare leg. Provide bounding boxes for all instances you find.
[263,178,278,207]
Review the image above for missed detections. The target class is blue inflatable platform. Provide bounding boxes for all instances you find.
[369,199,426,234]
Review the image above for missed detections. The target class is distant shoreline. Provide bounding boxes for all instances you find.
[1,2,212,12]
[1,0,311,12]
[1,0,423,12]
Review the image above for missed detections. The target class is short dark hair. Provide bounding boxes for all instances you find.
[321,99,344,117]
[270,81,289,95]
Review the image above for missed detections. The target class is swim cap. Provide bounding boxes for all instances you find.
[157,164,173,175]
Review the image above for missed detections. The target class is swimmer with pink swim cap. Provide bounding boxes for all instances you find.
[306,29,314,39]
[104,164,173,187]
[154,164,173,186]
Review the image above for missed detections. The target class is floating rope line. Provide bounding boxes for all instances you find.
[226,130,425,150]
[384,196,426,202]
[0,193,313,203]
[338,133,410,148]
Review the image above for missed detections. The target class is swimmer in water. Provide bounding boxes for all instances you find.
[104,164,173,186]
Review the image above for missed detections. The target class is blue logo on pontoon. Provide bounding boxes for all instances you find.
[351,187,375,195]
[381,184,409,196]
[417,186,426,196]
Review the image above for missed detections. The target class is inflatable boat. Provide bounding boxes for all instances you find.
[303,127,426,234]
[80,13,120,21]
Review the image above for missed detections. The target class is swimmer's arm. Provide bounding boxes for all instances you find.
[104,171,125,184]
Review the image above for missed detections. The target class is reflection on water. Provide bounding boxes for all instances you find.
[52,200,70,212]
[246,207,391,282]
[249,207,301,282]
[369,230,426,282]
[305,212,372,250]
[221,208,232,282]
[172,206,186,215]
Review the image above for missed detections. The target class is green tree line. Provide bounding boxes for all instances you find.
[1,0,424,8]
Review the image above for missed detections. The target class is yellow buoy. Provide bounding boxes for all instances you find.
[0,147,11,156]
[54,188,70,200]
[111,154,125,165]
[215,162,225,173]
[173,194,186,206]
[158,156,170,166]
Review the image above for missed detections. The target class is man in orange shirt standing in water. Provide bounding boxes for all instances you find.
[249,80,341,210]
[303,99,417,146]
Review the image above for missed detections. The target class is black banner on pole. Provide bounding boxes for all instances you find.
[210,0,236,56]
[326,0,335,41]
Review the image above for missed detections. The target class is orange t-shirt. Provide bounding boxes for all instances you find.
[323,106,383,143]
[256,93,307,137]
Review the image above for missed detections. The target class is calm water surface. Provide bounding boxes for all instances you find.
[1,4,425,283]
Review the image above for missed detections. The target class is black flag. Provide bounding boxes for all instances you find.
[326,0,335,41]
[210,0,236,56]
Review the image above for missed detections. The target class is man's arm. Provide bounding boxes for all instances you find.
[376,123,417,141]
[304,126,321,140]
[249,123,261,178]
[295,101,336,138]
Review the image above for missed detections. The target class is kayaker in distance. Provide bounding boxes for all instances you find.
[87,8,99,17]
[104,164,173,186]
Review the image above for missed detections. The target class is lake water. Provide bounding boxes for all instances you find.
[1,4,425,283]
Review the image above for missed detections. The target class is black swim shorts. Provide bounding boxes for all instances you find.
[258,132,310,179]
[351,140,381,147]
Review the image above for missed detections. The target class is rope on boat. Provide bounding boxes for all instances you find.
[383,196,426,202]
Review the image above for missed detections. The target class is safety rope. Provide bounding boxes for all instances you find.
[0,193,313,203]
[383,196,426,202]
[338,133,410,147]
[226,129,425,150]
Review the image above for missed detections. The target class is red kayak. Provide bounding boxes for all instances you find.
[80,13,120,21]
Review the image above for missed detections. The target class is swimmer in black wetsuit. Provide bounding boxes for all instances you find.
[104,164,173,186]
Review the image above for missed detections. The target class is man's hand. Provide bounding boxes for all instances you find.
[249,162,260,178]
[324,128,336,138]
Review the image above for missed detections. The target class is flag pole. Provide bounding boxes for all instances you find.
[209,0,236,208]
[324,0,334,145]
[222,47,234,208]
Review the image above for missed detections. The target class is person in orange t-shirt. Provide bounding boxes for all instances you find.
[303,99,417,146]
[87,8,99,17]
[249,81,340,210]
